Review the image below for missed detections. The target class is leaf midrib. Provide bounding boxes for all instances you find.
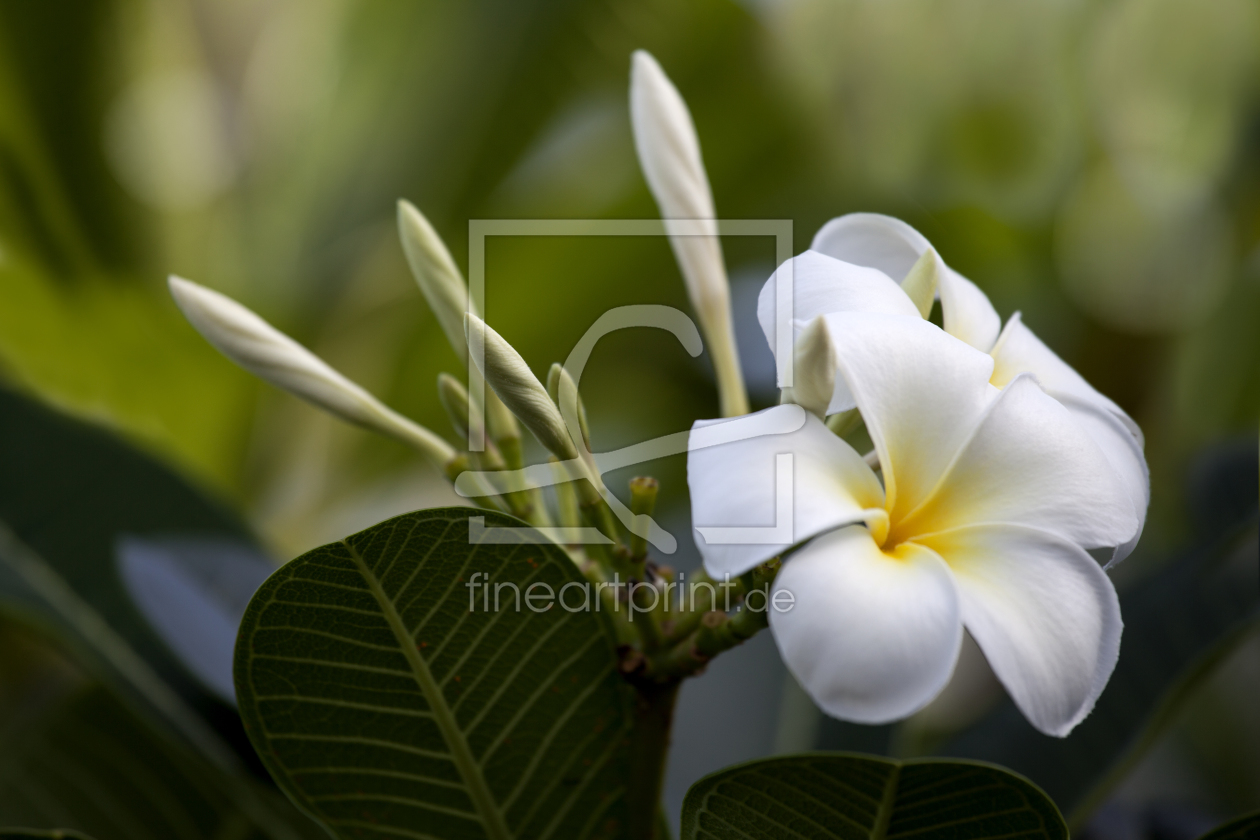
[345,539,512,840]
[871,764,901,840]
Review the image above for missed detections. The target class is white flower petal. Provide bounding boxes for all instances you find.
[896,375,1138,551]
[916,523,1122,737]
[750,251,922,415]
[811,213,925,282]
[937,266,1003,355]
[1056,396,1149,566]
[900,249,940,319]
[688,406,885,577]
[811,213,1002,352]
[824,312,998,521]
[988,315,1147,563]
[990,313,1142,445]
[756,250,920,413]
[756,250,919,355]
[770,526,962,724]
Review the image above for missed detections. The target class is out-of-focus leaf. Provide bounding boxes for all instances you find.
[0,830,96,839]
[0,5,255,490]
[0,611,323,840]
[679,753,1066,840]
[0,386,275,770]
[938,442,1260,825]
[0,251,256,491]
[0,1,145,273]
[1196,810,1260,840]
[235,507,636,840]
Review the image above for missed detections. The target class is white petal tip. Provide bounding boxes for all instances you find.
[167,274,195,295]
[631,49,659,76]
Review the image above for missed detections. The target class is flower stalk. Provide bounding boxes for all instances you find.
[628,476,659,562]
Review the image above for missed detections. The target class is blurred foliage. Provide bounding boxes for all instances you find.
[1197,810,1260,840]
[0,610,323,839]
[0,385,274,769]
[0,0,1258,827]
[1,0,1256,558]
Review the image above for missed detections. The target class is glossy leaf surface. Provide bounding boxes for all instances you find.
[680,753,1066,840]
[235,507,636,840]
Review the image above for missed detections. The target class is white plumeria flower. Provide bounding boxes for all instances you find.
[757,213,1149,564]
[688,313,1138,736]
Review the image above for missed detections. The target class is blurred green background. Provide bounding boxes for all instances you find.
[0,0,1257,833]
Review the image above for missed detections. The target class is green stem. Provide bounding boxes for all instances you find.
[443,455,509,513]
[628,477,659,562]
[629,577,663,651]
[626,680,679,840]
[664,569,743,644]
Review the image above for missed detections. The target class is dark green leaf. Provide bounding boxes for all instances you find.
[235,507,636,840]
[0,386,275,771]
[1196,811,1260,840]
[0,831,96,839]
[679,753,1066,840]
[0,610,323,840]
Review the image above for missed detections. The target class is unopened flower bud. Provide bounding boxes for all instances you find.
[779,316,835,418]
[464,313,577,461]
[397,200,469,364]
[631,50,748,418]
[169,276,454,467]
[437,373,475,442]
[546,363,591,451]
[485,391,523,469]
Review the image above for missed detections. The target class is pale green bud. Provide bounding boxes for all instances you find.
[464,314,577,461]
[397,200,469,364]
[436,372,474,441]
[779,316,835,419]
[630,50,748,418]
[169,275,455,467]
[546,363,591,451]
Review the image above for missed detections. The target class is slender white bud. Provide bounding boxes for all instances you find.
[630,50,748,417]
[464,313,577,461]
[779,316,835,418]
[397,200,520,455]
[169,275,455,466]
[397,200,470,364]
